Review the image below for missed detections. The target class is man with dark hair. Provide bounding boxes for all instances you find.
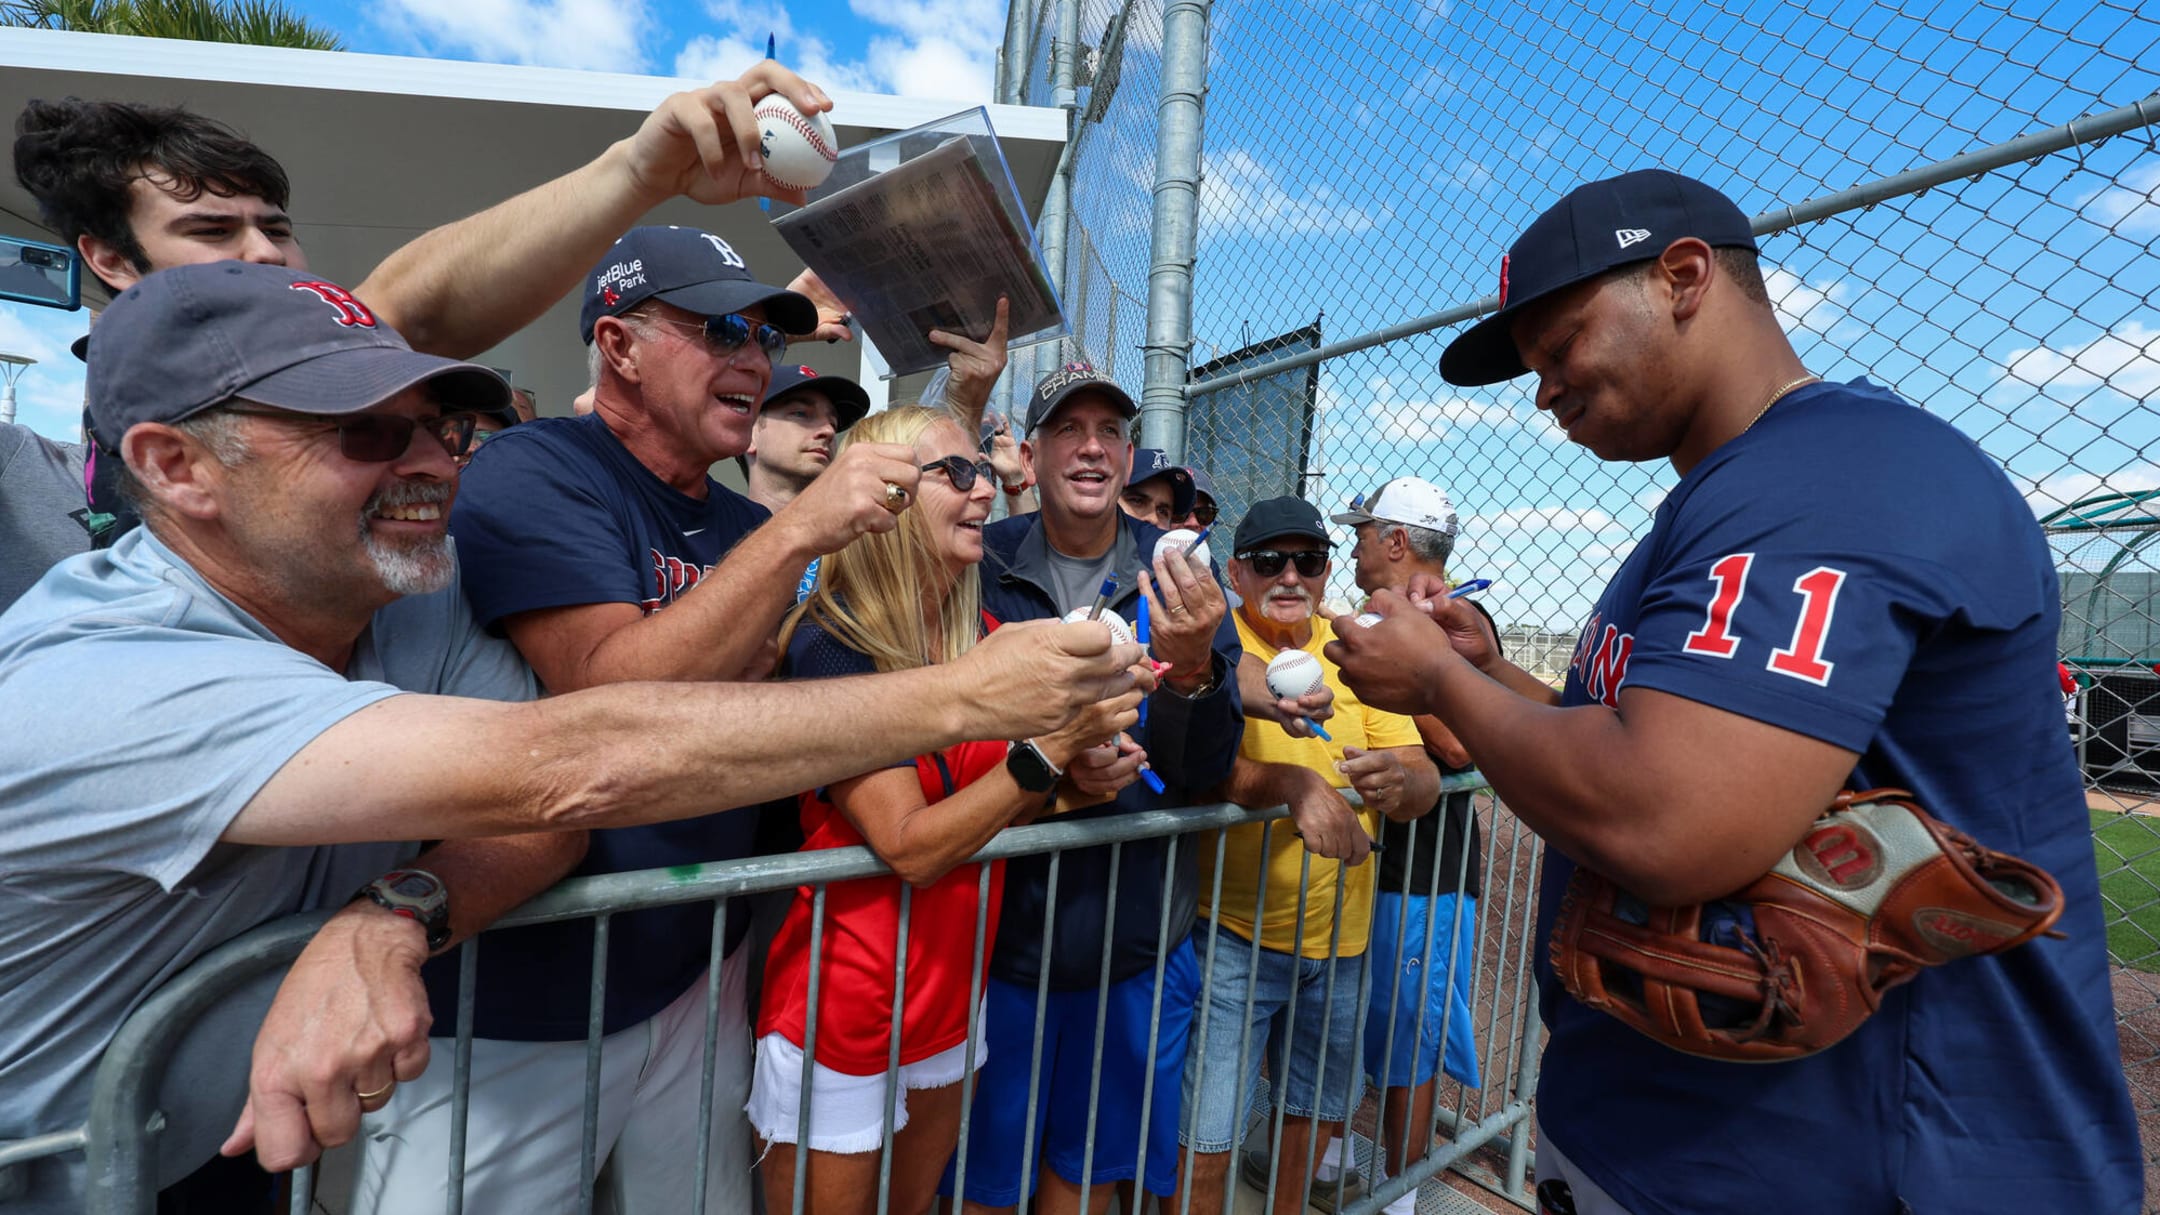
[1328,169,2141,1214]
[1119,448,1195,530]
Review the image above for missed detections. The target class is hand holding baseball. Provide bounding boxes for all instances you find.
[955,619,1145,741]
[623,64,833,208]
[1138,543,1226,691]
[1325,591,1456,717]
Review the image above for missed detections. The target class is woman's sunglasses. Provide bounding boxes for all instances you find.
[921,455,1001,492]
[222,405,478,462]
[1236,548,1329,578]
[654,313,789,360]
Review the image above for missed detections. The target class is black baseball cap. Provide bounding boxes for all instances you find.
[762,363,871,431]
[1439,169,1760,387]
[1128,448,1197,518]
[579,225,817,343]
[1024,361,1137,434]
[1233,496,1330,553]
[85,263,509,451]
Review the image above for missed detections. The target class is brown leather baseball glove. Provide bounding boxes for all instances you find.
[1549,788,2064,1062]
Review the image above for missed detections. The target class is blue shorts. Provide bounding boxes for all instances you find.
[1364,892,1481,1090]
[940,937,1197,1204]
[1180,920,1366,1153]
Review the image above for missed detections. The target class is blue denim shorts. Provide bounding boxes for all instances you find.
[1178,920,1366,1152]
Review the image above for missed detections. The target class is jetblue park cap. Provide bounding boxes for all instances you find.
[1129,448,1197,518]
[1439,169,1759,387]
[1330,476,1459,536]
[1233,496,1330,553]
[85,263,509,451]
[579,225,817,342]
[1024,361,1137,434]
[761,363,871,431]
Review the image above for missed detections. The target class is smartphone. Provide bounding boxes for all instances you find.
[0,235,81,311]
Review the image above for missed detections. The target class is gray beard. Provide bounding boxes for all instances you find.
[363,529,453,595]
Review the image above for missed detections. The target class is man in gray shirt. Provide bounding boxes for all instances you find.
[0,263,1144,1211]
[0,421,90,606]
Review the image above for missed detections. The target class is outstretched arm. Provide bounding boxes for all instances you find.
[354,65,831,358]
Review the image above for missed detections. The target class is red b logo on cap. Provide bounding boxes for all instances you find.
[289,281,376,328]
[1497,254,1510,310]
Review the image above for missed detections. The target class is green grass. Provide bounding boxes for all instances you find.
[2093,809,2160,972]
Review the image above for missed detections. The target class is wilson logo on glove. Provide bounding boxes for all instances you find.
[1549,788,2064,1062]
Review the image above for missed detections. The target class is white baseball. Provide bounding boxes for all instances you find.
[1062,607,1136,647]
[753,94,839,191]
[1266,650,1327,701]
[1155,528,1213,569]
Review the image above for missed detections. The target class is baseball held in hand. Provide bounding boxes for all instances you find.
[1062,607,1136,647]
[1155,528,1212,569]
[753,94,839,191]
[1266,650,1326,700]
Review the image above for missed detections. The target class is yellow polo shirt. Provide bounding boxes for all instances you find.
[1199,613,1421,958]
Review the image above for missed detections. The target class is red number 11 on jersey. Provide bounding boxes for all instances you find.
[1683,553,1848,686]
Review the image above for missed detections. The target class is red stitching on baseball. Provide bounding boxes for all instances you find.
[763,102,837,162]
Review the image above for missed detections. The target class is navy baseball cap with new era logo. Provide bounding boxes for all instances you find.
[1439,169,1759,387]
[579,225,817,343]
[85,262,509,451]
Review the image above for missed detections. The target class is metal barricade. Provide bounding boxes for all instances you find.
[6,775,1545,1214]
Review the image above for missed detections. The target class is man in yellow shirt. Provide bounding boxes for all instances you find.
[1174,497,1439,1215]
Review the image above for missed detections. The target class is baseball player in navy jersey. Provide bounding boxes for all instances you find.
[1326,170,2140,1214]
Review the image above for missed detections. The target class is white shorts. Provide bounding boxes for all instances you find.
[745,1009,987,1155]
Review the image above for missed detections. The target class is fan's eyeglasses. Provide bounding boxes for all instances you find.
[921,455,1001,491]
[221,405,477,462]
[1236,548,1329,578]
[652,313,789,360]
[1189,495,1219,527]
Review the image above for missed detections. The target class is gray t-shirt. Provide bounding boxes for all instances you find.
[0,422,92,612]
[0,528,534,1210]
[1042,538,1120,616]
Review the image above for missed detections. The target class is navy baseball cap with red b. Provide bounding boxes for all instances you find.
[85,262,510,452]
[579,225,817,343]
[1439,170,1760,387]
[762,363,871,431]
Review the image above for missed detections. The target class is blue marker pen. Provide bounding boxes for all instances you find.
[1447,578,1493,599]
[1135,596,1151,730]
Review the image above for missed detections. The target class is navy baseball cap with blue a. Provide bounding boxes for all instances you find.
[1439,169,1759,387]
[85,262,509,451]
[1128,448,1196,518]
[579,225,817,342]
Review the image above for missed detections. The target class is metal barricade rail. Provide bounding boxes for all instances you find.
[7,775,1546,1214]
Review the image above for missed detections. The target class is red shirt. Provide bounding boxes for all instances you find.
[758,617,1011,1073]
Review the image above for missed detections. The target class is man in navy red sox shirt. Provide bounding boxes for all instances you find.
[1326,170,2141,1214]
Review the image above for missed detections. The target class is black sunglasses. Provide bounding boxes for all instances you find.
[1189,496,1219,527]
[1236,548,1329,578]
[222,405,477,462]
[921,455,1001,492]
[656,313,788,360]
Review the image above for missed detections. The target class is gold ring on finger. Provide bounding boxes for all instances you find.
[881,482,909,513]
[356,1081,395,1102]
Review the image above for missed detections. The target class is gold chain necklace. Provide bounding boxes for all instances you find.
[1743,373,1820,434]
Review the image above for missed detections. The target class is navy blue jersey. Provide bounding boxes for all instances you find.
[1536,381,2139,1213]
[427,413,770,1039]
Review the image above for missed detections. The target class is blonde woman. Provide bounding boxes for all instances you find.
[748,405,1143,1215]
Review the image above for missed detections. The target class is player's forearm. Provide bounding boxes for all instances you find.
[354,140,660,359]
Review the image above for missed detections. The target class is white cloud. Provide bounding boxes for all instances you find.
[673,0,998,102]
[1998,321,2160,402]
[1765,266,1851,334]
[379,0,648,71]
[1476,505,1619,533]
[1361,373,1530,443]
[2019,466,2160,520]
[1201,149,1382,238]
[2077,162,2160,240]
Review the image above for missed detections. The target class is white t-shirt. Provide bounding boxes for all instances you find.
[0,527,534,1210]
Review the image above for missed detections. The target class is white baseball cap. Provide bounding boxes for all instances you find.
[1329,476,1460,536]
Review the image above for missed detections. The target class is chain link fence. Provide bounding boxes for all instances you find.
[1007,0,2160,1204]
